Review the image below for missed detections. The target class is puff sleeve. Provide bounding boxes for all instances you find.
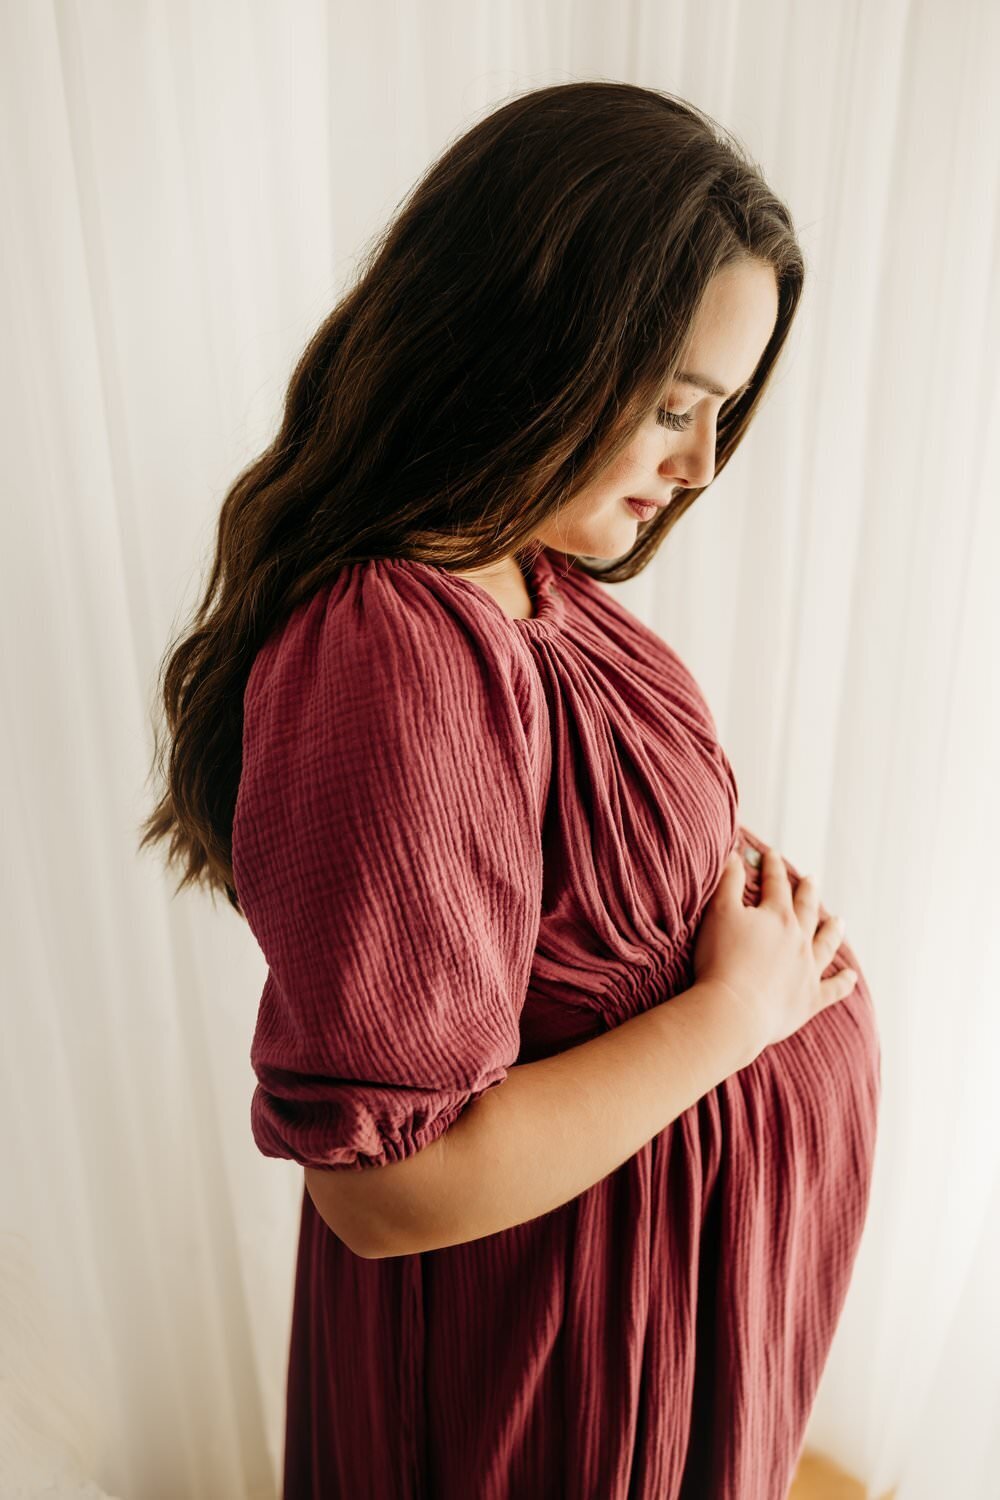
[232,562,544,1171]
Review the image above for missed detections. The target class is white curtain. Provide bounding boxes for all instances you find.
[2,2,997,1496]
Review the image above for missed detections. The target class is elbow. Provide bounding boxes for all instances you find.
[303,1166,386,1259]
[302,1135,450,1260]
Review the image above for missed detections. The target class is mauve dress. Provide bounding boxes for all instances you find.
[232,543,881,1500]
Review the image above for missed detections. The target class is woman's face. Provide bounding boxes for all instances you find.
[536,258,780,562]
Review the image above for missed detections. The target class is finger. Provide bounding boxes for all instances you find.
[721,848,745,894]
[793,871,820,917]
[760,845,790,906]
[820,967,857,1009]
[813,913,845,963]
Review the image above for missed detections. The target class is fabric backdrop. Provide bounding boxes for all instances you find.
[1,2,998,1497]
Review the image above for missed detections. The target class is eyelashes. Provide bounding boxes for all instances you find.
[656,406,693,432]
[656,395,742,433]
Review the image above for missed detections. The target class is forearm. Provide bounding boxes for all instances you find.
[371,979,759,1258]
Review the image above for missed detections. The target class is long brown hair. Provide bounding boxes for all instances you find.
[138,79,805,915]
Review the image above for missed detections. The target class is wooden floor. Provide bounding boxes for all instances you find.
[790,1449,897,1500]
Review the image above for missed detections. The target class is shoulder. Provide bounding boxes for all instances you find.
[242,557,542,752]
[233,560,550,906]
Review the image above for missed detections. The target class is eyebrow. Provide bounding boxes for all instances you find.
[675,369,754,401]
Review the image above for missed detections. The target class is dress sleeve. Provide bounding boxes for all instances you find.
[231,565,544,1171]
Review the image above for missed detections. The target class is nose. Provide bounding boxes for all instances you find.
[662,436,716,491]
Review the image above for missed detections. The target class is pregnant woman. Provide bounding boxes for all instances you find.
[141,79,880,1499]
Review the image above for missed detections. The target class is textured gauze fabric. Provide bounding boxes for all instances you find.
[232,543,881,1500]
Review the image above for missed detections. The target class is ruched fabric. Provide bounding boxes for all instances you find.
[233,544,881,1500]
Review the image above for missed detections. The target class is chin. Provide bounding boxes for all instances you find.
[536,502,645,561]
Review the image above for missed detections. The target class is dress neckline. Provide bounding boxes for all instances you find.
[403,546,569,638]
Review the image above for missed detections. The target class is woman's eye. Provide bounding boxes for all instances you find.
[656,406,694,432]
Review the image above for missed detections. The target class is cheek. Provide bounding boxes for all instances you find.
[569,432,661,512]
[606,444,652,487]
[619,433,665,482]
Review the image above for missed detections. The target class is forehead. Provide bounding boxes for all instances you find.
[674,262,779,397]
